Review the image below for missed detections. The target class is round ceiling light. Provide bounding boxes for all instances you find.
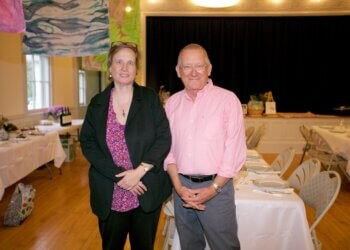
[191,0,239,8]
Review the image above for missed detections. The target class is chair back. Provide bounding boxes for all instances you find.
[245,126,255,143]
[287,158,321,191]
[300,124,312,142]
[299,171,341,231]
[309,130,333,154]
[299,125,314,163]
[246,124,266,149]
[271,147,295,176]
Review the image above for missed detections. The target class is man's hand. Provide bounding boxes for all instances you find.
[181,185,217,210]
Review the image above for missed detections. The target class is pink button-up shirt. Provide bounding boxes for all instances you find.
[164,80,246,178]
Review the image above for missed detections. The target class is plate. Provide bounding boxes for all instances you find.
[0,140,9,146]
[253,179,289,189]
[246,150,260,157]
[245,164,271,171]
[246,155,261,160]
[14,137,29,141]
[319,125,334,129]
[330,129,346,133]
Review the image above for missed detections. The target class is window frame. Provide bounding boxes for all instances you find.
[78,69,87,106]
[25,54,52,112]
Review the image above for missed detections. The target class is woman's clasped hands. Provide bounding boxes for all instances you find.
[116,167,148,196]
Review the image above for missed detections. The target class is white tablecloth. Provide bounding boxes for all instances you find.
[0,131,66,200]
[35,119,83,135]
[171,151,313,250]
[311,125,350,175]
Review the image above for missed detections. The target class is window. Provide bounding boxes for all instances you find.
[78,69,87,106]
[26,55,51,110]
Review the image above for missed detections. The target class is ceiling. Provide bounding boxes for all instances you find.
[141,0,350,15]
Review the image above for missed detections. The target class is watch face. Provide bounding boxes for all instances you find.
[213,183,222,193]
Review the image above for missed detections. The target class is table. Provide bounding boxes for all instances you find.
[311,125,350,175]
[0,131,66,201]
[35,119,84,135]
[170,151,313,250]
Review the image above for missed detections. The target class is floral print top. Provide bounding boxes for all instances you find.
[106,92,139,212]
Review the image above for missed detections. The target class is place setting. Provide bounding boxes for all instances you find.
[243,162,281,175]
[252,178,294,196]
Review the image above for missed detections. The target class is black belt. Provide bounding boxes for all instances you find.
[180,174,217,183]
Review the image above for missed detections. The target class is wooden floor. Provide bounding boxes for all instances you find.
[0,146,349,250]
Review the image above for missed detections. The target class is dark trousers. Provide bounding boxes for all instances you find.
[98,206,161,250]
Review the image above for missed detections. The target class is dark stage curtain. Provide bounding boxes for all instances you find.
[146,16,350,114]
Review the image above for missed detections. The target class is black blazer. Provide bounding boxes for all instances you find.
[80,83,172,219]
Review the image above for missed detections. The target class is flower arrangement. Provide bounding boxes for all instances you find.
[249,93,268,102]
[45,105,65,120]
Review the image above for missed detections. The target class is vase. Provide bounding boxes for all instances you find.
[247,101,264,117]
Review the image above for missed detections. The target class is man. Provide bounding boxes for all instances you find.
[164,43,246,250]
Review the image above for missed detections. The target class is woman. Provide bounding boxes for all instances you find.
[80,41,172,250]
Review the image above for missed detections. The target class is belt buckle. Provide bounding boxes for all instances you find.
[191,176,202,182]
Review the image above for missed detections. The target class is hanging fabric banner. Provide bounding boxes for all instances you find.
[22,0,110,56]
[0,0,26,33]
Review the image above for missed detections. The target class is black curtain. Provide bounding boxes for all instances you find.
[146,16,350,114]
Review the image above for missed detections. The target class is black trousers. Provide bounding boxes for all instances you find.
[98,206,161,250]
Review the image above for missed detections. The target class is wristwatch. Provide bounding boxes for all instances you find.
[212,183,222,193]
[140,163,150,173]
[143,166,150,172]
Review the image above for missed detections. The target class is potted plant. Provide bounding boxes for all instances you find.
[247,94,266,116]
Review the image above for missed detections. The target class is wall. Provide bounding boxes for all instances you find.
[0,32,79,125]
[0,33,25,116]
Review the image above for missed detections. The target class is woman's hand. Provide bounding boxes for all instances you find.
[129,181,148,196]
[116,168,144,190]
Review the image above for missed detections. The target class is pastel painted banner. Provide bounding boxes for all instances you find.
[0,0,26,33]
[82,0,141,71]
[22,0,110,56]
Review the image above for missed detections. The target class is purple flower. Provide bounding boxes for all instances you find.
[45,105,64,119]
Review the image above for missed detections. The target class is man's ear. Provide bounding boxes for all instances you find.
[175,65,181,78]
[207,64,212,76]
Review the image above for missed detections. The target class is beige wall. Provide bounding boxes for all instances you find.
[0,32,25,116]
[0,32,78,120]
[51,57,76,107]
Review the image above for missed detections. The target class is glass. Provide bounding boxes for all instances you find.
[180,64,207,73]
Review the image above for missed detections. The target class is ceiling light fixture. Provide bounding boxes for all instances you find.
[191,0,239,8]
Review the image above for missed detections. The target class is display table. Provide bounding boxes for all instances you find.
[0,131,66,201]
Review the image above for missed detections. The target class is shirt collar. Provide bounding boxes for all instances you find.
[184,78,213,101]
